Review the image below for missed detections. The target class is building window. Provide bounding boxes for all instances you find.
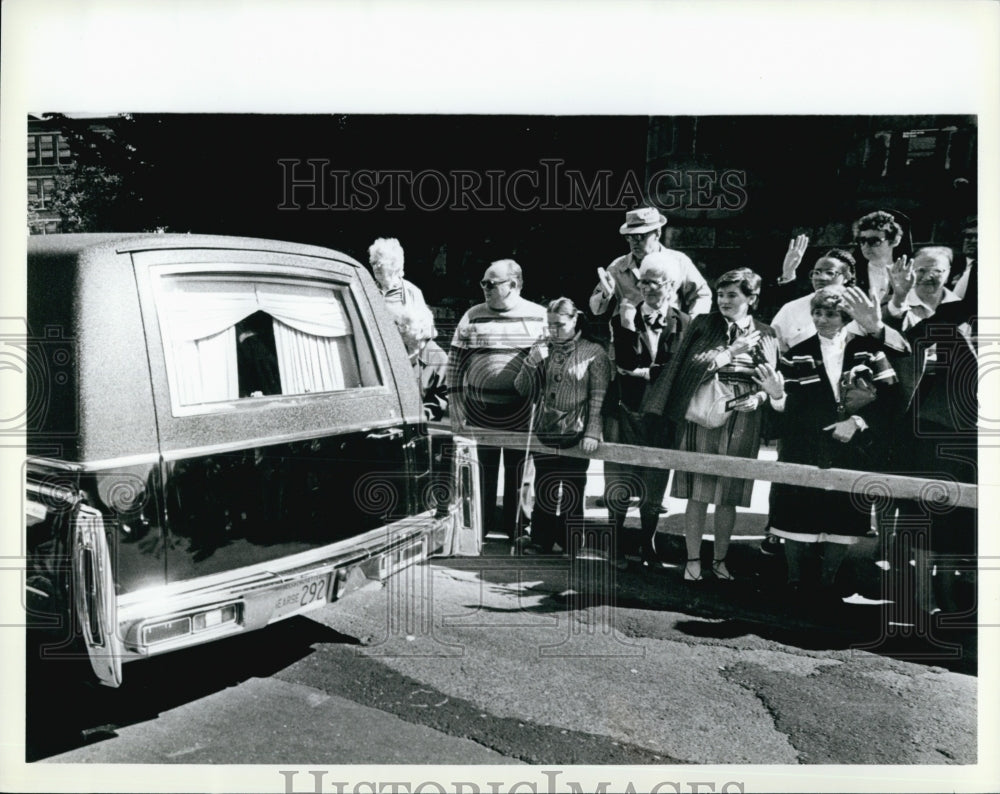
[28,133,72,166]
[39,135,55,165]
[27,177,57,209]
[57,135,72,164]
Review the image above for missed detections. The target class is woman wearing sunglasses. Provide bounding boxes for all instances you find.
[851,210,910,305]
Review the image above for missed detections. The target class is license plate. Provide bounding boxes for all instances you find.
[273,574,330,619]
[379,537,427,580]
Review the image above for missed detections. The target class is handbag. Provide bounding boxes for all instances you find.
[839,365,878,415]
[535,402,587,449]
[684,374,736,429]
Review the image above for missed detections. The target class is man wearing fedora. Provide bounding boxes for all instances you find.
[589,207,712,325]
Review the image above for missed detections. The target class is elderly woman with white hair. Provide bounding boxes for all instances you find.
[391,301,448,421]
[602,251,691,568]
[368,237,428,311]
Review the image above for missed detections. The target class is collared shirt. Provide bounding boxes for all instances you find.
[886,287,960,331]
[378,278,428,310]
[640,304,668,358]
[818,329,849,401]
[951,258,974,300]
[709,316,756,372]
[588,243,712,318]
[770,293,815,352]
[866,261,892,305]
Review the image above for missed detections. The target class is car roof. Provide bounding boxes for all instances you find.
[27,232,362,268]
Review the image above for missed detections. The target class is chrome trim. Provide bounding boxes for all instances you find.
[115,511,450,660]
[164,386,394,420]
[116,241,361,268]
[25,479,80,505]
[136,601,244,653]
[117,510,444,609]
[73,505,123,687]
[28,453,159,473]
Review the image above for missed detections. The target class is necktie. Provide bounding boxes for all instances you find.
[727,323,740,345]
[645,312,664,330]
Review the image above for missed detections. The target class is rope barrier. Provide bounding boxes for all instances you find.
[426,423,976,509]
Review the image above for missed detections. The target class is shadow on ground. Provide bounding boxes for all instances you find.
[438,518,978,678]
[26,618,355,761]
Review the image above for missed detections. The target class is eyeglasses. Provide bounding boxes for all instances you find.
[480,279,513,290]
[626,233,654,242]
[638,278,672,288]
[855,236,886,247]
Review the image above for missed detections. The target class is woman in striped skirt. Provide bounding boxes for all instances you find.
[642,268,784,581]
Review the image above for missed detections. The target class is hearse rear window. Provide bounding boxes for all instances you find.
[154,274,382,410]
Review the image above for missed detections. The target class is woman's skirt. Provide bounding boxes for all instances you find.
[671,379,763,507]
[769,484,870,544]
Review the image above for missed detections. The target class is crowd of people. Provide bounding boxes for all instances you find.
[371,206,979,621]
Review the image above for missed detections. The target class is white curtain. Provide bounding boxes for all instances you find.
[273,323,360,393]
[157,277,357,405]
[173,327,240,405]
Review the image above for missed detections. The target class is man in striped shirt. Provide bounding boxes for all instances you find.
[448,259,547,539]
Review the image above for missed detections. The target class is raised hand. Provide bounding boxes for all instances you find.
[758,335,779,367]
[527,341,549,366]
[889,255,914,305]
[780,234,810,281]
[752,362,785,399]
[842,286,882,334]
[597,266,616,298]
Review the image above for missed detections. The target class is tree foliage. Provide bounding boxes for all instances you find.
[43,113,164,232]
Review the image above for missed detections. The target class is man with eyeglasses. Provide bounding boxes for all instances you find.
[589,207,711,326]
[603,251,691,568]
[448,259,547,539]
[880,245,977,621]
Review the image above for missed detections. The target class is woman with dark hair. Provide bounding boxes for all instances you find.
[642,268,784,581]
[771,248,857,351]
[852,210,910,304]
[514,297,611,555]
[770,285,901,605]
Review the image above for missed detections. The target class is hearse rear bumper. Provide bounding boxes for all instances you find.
[115,511,450,660]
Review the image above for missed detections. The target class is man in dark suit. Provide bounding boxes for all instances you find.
[882,249,977,619]
[603,251,691,567]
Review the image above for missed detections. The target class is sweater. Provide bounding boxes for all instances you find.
[514,335,611,440]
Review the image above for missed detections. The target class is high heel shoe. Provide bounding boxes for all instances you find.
[684,558,703,582]
[712,558,734,581]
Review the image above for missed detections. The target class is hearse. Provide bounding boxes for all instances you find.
[24,233,481,687]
